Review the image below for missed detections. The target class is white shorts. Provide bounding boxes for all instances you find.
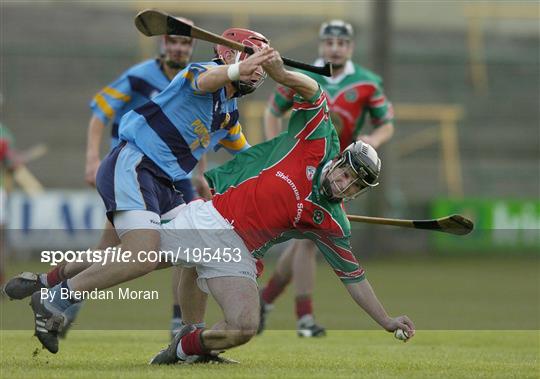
[160,200,257,293]
[114,204,186,238]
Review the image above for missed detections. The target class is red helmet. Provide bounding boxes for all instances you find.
[215,28,270,96]
[215,28,269,62]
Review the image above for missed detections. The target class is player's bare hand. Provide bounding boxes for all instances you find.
[238,47,274,81]
[193,174,212,200]
[261,49,286,82]
[383,315,415,337]
[85,158,100,187]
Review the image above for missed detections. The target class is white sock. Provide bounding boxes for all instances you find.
[176,339,188,361]
[39,273,49,287]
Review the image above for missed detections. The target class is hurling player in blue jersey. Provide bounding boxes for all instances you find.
[3,18,202,336]
[22,28,273,354]
[85,17,206,336]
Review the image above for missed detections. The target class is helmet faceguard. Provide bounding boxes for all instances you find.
[321,141,381,202]
[229,50,267,96]
[215,28,270,96]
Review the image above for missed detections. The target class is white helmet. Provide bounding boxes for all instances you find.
[319,20,354,40]
[321,141,381,202]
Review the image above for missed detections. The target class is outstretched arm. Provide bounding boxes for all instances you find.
[197,48,274,93]
[312,237,414,339]
[262,51,318,101]
[346,279,415,338]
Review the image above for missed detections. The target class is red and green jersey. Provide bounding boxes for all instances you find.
[205,87,365,284]
[0,123,15,188]
[268,61,393,151]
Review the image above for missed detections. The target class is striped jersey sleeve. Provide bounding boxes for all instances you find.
[181,63,212,93]
[310,232,365,284]
[217,122,250,154]
[267,84,296,116]
[287,86,333,140]
[368,84,394,127]
[90,75,132,125]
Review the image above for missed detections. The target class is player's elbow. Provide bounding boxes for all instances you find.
[287,71,318,101]
[197,68,228,93]
[197,80,220,93]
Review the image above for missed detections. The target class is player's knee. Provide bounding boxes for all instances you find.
[237,330,256,345]
[230,320,258,345]
[232,326,257,345]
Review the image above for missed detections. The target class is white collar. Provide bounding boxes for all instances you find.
[313,59,355,84]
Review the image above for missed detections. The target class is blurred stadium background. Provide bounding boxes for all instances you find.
[1,1,538,333]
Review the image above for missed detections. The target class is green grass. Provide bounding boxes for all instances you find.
[1,330,538,378]
[1,257,539,377]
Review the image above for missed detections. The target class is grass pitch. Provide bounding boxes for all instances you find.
[1,257,538,377]
[1,330,538,378]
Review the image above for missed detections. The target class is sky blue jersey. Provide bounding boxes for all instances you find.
[90,59,171,149]
[118,62,250,182]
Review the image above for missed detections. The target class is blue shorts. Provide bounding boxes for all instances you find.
[96,142,191,223]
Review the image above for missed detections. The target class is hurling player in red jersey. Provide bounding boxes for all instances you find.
[259,20,395,337]
[149,48,414,364]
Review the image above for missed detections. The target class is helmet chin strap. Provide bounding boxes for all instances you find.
[319,161,342,203]
[320,157,370,203]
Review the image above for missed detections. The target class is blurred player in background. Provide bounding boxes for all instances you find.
[259,20,395,337]
[1,92,47,290]
[86,17,204,335]
[0,122,17,288]
[151,49,413,364]
[6,29,273,355]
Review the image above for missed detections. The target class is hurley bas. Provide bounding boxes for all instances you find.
[40,287,159,301]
